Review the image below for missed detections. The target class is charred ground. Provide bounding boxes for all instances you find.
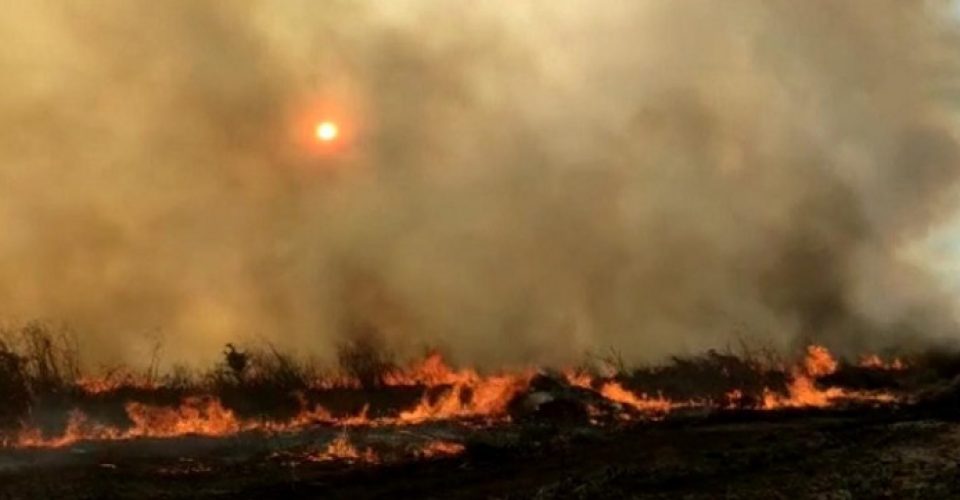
[4,404,960,498]
[3,323,960,498]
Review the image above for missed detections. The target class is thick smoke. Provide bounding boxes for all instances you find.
[0,1,959,368]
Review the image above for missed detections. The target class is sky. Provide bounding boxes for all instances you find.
[1,1,960,369]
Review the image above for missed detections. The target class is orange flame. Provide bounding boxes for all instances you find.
[859,354,906,370]
[597,381,674,414]
[308,434,378,464]
[417,440,466,458]
[7,347,904,449]
[398,373,531,424]
[762,345,894,409]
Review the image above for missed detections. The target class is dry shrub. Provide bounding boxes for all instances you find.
[208,342,314,419]
[0,321,80,394]
[601,343,789,404]
[0,322,81,430]
[336,325,396,389]
[0,342,29,427]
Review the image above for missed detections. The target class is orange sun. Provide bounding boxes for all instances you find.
[315,121,339,142]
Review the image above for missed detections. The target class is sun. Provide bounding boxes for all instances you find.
[315,121,339,142]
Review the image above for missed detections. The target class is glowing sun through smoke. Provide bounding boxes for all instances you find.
[315,121,339,142]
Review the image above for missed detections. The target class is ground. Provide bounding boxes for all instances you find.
[2,408,959,499]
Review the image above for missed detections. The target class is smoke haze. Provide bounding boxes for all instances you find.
[1,1,960,368]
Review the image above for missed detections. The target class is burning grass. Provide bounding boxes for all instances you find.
[0,322,946,451]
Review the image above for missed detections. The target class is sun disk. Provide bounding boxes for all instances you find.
[315,121,339,142]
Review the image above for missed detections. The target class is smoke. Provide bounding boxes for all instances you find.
[0,1,959,368]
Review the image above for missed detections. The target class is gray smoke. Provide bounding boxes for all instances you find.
[0,1,959,369]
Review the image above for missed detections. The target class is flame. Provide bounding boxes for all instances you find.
[803,345,838,377]
[76,370,155,394]
[725,388,745,408]
[762,375,845,409]
[597,381,674,414]
[10,354,532,448]
[76,377,126,395]
[398,373,531,424]
[859,354,906,370]
[5,347,905,449]
[762,345,841,408]
[564,370,678,416]
[762,345,894,409]
[384,351,479,386]
[563,370,594,390]
[125,397,244,438]
[308,433,378,464]
[416,440,466,458]
[385,352,534,423]
[14,397,247,448]
[14,410,123,448]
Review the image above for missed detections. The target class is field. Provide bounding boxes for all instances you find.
[2,324,960,499]
[3,408,960,498]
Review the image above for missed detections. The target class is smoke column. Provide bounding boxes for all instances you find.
[1,1,959,368]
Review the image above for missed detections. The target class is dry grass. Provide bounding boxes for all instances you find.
[2,320,958,434]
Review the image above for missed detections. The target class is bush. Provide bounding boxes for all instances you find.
[619,348,789,403]
[223,343,249,383]
[0,343,29,427]
[336,325,395,389]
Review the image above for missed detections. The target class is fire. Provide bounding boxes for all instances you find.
[859,354,906,370]
[597,381,674,414]
[803,345,838,377]
[398,373,531,424]
[309,433,378,464]
[14,397,247,448]
[76,370,155,394]
[563,370,594,390]
[383,351,480,386]
[4,346,905,450]
[417,440,466,458]
[9,353,532,448]
[762,345,894,409]
[724,389,745,408]
[385,351,534,423]
[564,371,678,417]
[124,397,243,438]
[762,345,841,408]
[14,410,123,448]
[763,375,845,409]
[272,436,463,465]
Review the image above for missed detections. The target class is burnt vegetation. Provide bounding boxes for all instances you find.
[5,324,960,499]
[2,321,960,445]
[617,348,790,407]
[335,325,397,389]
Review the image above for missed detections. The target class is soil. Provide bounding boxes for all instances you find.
[2,408,959,499]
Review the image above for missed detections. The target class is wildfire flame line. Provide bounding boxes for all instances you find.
[3,346,902,449]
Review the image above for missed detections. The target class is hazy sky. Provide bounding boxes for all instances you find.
[2,1,960,369]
